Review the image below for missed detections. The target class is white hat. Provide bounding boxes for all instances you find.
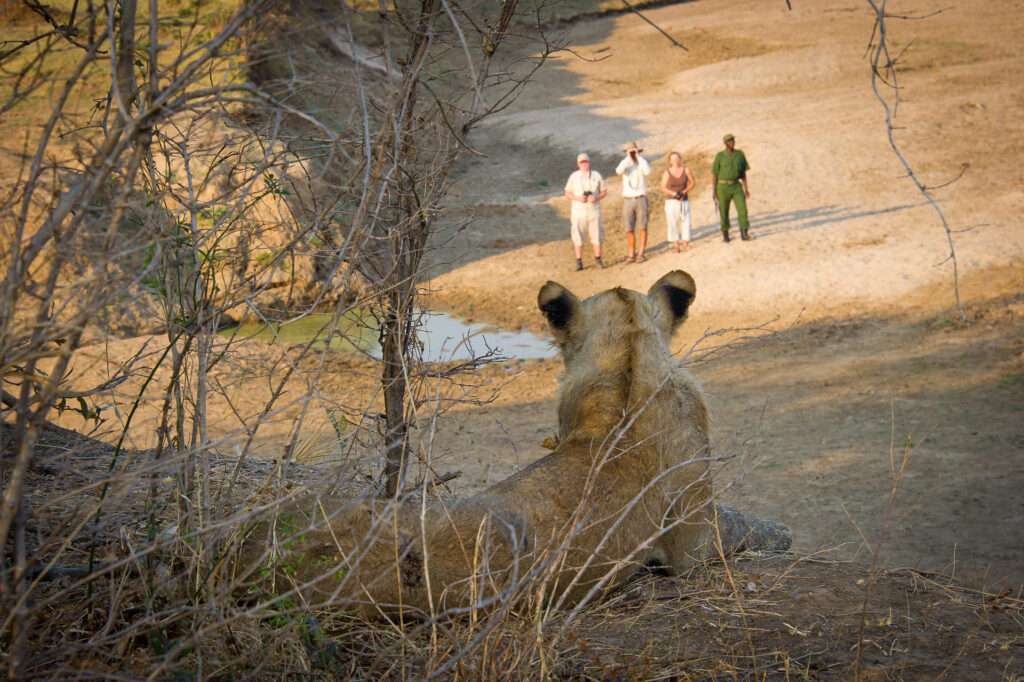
[576,152,590,162]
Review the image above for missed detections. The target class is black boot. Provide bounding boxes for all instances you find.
[740,230,751,241]
[722,231,731,243]
[575,259,584,271]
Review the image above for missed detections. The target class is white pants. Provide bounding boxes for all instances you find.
[665,199,691,242]
[570,209,603,246]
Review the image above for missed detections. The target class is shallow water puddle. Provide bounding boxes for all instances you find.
[222,310,556,362]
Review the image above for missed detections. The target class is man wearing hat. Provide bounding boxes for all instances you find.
[711,134,752,242]
[563,152,608,270]
[615,141,651,262]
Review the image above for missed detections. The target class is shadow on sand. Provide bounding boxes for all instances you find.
[688,202,922,243]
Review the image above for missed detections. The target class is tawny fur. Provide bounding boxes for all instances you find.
[259,271,712,615]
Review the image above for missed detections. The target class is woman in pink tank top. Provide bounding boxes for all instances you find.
[660,151,696,252]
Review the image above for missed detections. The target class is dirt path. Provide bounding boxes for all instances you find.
[429,0,1023,331]
[418,0,1024,589]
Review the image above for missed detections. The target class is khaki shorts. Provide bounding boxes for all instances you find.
[622,196,649,232]
[570,212,603,246]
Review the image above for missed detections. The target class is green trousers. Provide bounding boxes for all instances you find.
[716,183,750,234]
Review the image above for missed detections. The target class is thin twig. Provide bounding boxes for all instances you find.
[865,0,966,321]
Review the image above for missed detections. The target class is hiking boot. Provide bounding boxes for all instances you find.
[596,256,606,269]
[740,230,752,241]
[722,232,731,243]
[575,259,584,271]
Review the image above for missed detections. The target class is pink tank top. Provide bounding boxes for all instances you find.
[666,169,688,196]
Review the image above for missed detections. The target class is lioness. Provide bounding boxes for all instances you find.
[247,271,781,616]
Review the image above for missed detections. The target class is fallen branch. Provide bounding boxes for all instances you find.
[621,0,687,51]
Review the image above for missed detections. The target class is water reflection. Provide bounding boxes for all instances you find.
[223,310,557,362]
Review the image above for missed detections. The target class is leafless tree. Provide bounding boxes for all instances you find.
[307,0,561,497]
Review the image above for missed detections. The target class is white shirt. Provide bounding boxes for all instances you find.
[616,155,651,198]
[564,170,605,215]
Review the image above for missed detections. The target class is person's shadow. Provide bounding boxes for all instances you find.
[680,202,922,245]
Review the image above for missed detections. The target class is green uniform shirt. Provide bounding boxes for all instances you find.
[712,149,750,181]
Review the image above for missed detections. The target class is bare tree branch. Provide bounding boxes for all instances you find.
[865,0,965,321]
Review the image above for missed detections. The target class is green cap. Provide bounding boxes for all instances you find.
[723,133,735,142]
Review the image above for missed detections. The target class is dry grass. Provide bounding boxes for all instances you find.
[9,422,1022,679]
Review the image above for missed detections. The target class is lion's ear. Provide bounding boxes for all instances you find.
[538,281,580,343]
[647,270,696,333]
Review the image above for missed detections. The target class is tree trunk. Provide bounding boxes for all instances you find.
[381,288,410,497]
[377,1,436,497]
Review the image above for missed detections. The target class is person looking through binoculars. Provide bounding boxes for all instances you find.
[616,141,651,263]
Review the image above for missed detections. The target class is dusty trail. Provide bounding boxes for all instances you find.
[419,0,1024,588]
[429,0,1023,332]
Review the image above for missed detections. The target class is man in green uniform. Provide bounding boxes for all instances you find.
[711,133,752,242]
